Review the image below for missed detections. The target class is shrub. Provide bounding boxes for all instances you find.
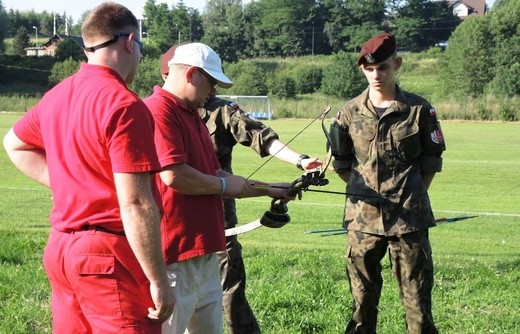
[268,74,296,99]
[55,39,85,62]
[48,58,80,85]
[293,67,323,94]
[476,102,492,121]
[440,17,494,98]
[130,56,162,98]
[223,62,268,96]
[498,104,518,122]
[321,51,365,99]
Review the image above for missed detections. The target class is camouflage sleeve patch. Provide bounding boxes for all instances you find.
[430,128,444,144]
[228,101,240,110]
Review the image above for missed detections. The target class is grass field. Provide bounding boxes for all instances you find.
[0,114,519,333]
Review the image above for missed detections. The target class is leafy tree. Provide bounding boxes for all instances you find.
[55,39,85,61]
[48,57,80,85]
[143,0,202,53]
[389,0,459,51]
[202,0,247,62]
[241,1,263,58]
[487,0,520,97]
[304,1,331,55]
[130,56,162,98]
[321,51,365,99]
[0,1,8,53]
[323,0,385,53]
[144,0,176,51]
[13,26,30,55]
[253,0,315,57]
[440,16,494,97]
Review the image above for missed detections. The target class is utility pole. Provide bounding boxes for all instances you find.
[32,26,38,47]
[311,22,315,57]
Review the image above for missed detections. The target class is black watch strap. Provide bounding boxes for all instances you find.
[297,154,310,170]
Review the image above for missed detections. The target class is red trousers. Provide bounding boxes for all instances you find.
[43,228,161,333]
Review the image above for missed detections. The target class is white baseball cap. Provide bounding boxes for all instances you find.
[168,42,233,89]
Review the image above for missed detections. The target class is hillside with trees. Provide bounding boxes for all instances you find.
[0,0,518,121]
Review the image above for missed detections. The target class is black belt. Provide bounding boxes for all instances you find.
[81,225,126,236]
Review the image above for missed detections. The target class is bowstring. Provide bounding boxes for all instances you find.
[246,106,332,180]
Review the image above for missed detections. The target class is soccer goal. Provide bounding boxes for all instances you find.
[216,95,273,120]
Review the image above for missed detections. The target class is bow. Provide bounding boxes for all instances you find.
[259,105,333,224]
[225,170,332,236]
[305,215,479,237]
[226,107,334,237]
[247,106,332,180]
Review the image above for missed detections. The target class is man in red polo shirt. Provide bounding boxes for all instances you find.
[144,42,292,334]
[3,3,173,333]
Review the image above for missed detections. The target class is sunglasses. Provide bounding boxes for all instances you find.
[83,33,143,53]
[197,68,218,88]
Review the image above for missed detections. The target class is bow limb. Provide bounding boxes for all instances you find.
[225,219,262,236]
[319,105,333,176]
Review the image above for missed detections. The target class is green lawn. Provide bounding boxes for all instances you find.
[0,114,519,333]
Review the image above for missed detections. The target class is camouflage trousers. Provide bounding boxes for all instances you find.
[345,229,438,334]
[217,234,261,334]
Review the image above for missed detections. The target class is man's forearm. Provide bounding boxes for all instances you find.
[265,139,322,171]
[265,139,301,166]
[120,201,169,285]
[114,173,169,287]
[3,129,50,188]
[160,163,222,195]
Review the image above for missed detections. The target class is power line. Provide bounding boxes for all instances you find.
[0,63,51,72]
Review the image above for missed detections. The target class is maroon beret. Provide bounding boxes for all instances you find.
[160,45,178,75]
[357,32,397,66]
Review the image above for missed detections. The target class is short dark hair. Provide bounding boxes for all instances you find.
[82,2,138,44]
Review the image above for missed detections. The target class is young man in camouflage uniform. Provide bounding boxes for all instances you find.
[160,46,322,334]
[329,33,446,334]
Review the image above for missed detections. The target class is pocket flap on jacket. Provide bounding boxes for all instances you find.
[75,254,115,275]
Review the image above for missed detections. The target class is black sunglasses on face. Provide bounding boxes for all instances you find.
[83,33,144,53]
[197,68,218,88]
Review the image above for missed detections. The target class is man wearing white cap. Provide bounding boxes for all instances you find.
[144,42,293,334]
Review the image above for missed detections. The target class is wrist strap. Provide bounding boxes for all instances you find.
[220,177,227,195]
[297,154,310,170]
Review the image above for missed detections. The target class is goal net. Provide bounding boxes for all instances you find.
[216,95,273,120]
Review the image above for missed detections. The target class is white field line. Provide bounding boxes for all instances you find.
[242,199,520,218]
[4,186,520,218]
[446,160,520,165]
[1,186,48,191]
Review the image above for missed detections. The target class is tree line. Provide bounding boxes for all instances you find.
[1,0,461,60]
[1,0,518,121]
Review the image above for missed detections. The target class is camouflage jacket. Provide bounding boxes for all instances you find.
[199,97,279,229]
[199,96,279,174]
[329,86,446,236]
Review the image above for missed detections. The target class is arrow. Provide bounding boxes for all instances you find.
[306,215,479,237]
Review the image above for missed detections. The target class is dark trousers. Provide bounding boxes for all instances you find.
[345,229,438,334]
[218,234,261,334]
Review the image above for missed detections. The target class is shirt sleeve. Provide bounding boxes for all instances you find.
[225,106,279,157]
[13,102,45,148]
[105,102,160,173]
[147,98,187,169]
[329,109,354,173]
[418,104,446,173]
